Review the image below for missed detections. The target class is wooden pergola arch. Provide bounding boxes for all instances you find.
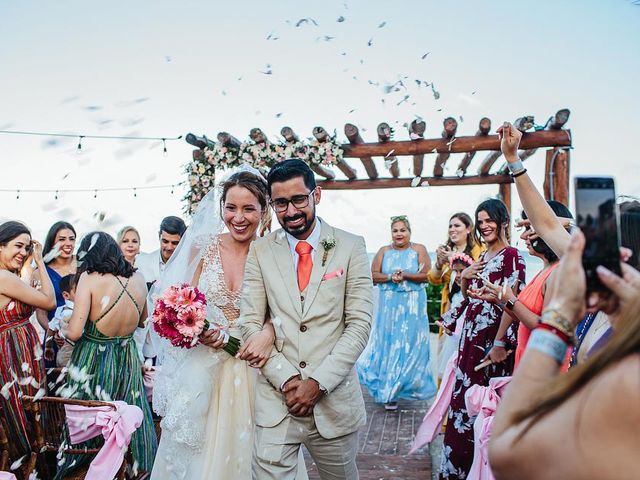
[186,108,572,217]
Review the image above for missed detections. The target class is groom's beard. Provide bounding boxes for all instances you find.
[281,210,316,238]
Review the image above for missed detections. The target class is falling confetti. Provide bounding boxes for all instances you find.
[367,38,373,46]
[378,21,387,28]
[421,52,430,59]
[411,176,422,187]
[336,16,345,22]
[33,388,46,402]
[100,296,111,312]
[11,455,26,471]
[295,18,318,27]
[88,233,99,252]
[260,64,273,75]
[456,169,464,178]
[431,84,440,100]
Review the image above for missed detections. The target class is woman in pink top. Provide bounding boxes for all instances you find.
[485,201,573,370]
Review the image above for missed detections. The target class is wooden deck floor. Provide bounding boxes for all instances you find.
[305,387,442,479]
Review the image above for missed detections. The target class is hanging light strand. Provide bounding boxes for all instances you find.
[0,130,183,142]
[1,183,182,195]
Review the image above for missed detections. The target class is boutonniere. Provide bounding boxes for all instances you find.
[320,237,336,266]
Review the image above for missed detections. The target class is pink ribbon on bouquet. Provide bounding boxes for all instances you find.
[65,400,143,480]
[465,376,511,480]
[409,353,458,454]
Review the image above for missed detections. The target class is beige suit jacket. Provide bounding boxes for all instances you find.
[240,220,373,439]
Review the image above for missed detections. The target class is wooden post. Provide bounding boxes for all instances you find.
[344,123,378,179]
[281,126,335,180]
[216,132,242,148]
[377,122,400,178]
[499,182,512,219]
[518,110,570,162]
[313,126,356,180]
[457,117,491,176]
[543,148,571,206]
[433,117,458,177]
[409,119,426,177]
[249,127,268,144]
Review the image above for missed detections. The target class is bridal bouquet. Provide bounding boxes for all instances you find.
[152,283,241,355]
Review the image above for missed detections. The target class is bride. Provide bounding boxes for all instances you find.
[150,168,307,479]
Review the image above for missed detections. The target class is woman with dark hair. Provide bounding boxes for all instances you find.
[35,221,77,367]
[439,199,526,480]
[0,221,56,462]
[489,231,640,479]
[150,167,307,479]
[56,231,157,478]
[485,201,574,371]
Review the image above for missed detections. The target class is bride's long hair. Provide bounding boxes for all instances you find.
[219,171,272,237]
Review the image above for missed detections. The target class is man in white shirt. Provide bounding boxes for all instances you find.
[134,215,187,361]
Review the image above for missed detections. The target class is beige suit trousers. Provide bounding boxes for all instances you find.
[253,414,359,480]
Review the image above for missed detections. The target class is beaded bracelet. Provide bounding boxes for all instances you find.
[528,328,568,364]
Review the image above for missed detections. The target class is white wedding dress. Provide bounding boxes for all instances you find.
[150,235,308,479]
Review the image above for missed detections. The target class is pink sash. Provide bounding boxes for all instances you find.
[465,377,511,480]
[65,401,143,480]
[409,353,458,454]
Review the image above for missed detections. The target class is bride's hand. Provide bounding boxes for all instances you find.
[200,329,225,349]
[237,324,275,368]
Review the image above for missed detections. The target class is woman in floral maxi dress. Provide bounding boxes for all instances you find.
[439,199,526,479]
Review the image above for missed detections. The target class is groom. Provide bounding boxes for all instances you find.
[240,159,373,479]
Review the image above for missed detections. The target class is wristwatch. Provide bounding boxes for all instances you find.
[505,298,518,310]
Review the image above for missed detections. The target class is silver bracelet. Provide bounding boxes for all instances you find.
[493,339,507,348]
[527,328,568,364]
[507,158,524,174]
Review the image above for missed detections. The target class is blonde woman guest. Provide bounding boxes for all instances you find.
[358,215,437,411]
[117,225,141,265]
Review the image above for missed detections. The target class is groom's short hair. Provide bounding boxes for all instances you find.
[267,159,316,194]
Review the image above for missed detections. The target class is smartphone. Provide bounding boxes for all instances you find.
[574,176,621,292]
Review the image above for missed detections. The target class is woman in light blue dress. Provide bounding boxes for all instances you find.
[358,215,437,410]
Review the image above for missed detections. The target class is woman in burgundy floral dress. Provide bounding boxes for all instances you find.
[439,199,526,479]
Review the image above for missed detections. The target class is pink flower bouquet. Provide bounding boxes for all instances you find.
[152,283,240,355]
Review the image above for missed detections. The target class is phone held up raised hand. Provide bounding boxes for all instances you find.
[574,176,621,293]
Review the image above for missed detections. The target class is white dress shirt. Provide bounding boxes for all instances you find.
[285,218,322,271]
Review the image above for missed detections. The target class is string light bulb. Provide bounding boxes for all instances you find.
[16,190,20,200]
[54,190,59,200]
[162,138,168,157]
[94,189,98,199]
[77,135,84,153]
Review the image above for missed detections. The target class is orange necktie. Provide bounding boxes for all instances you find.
[295,241,313,292]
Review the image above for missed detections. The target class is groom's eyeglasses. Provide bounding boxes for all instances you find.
[270,190,315,213]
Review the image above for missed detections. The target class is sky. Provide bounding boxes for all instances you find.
[1,0,639,254]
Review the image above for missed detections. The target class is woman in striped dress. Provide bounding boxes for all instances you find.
[0,221,56,461]
[56,232,157,478]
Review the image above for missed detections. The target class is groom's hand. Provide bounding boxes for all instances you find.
[284,378,322,417]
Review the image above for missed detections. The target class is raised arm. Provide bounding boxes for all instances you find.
[309,237,373,393]
[498,122,570,257]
